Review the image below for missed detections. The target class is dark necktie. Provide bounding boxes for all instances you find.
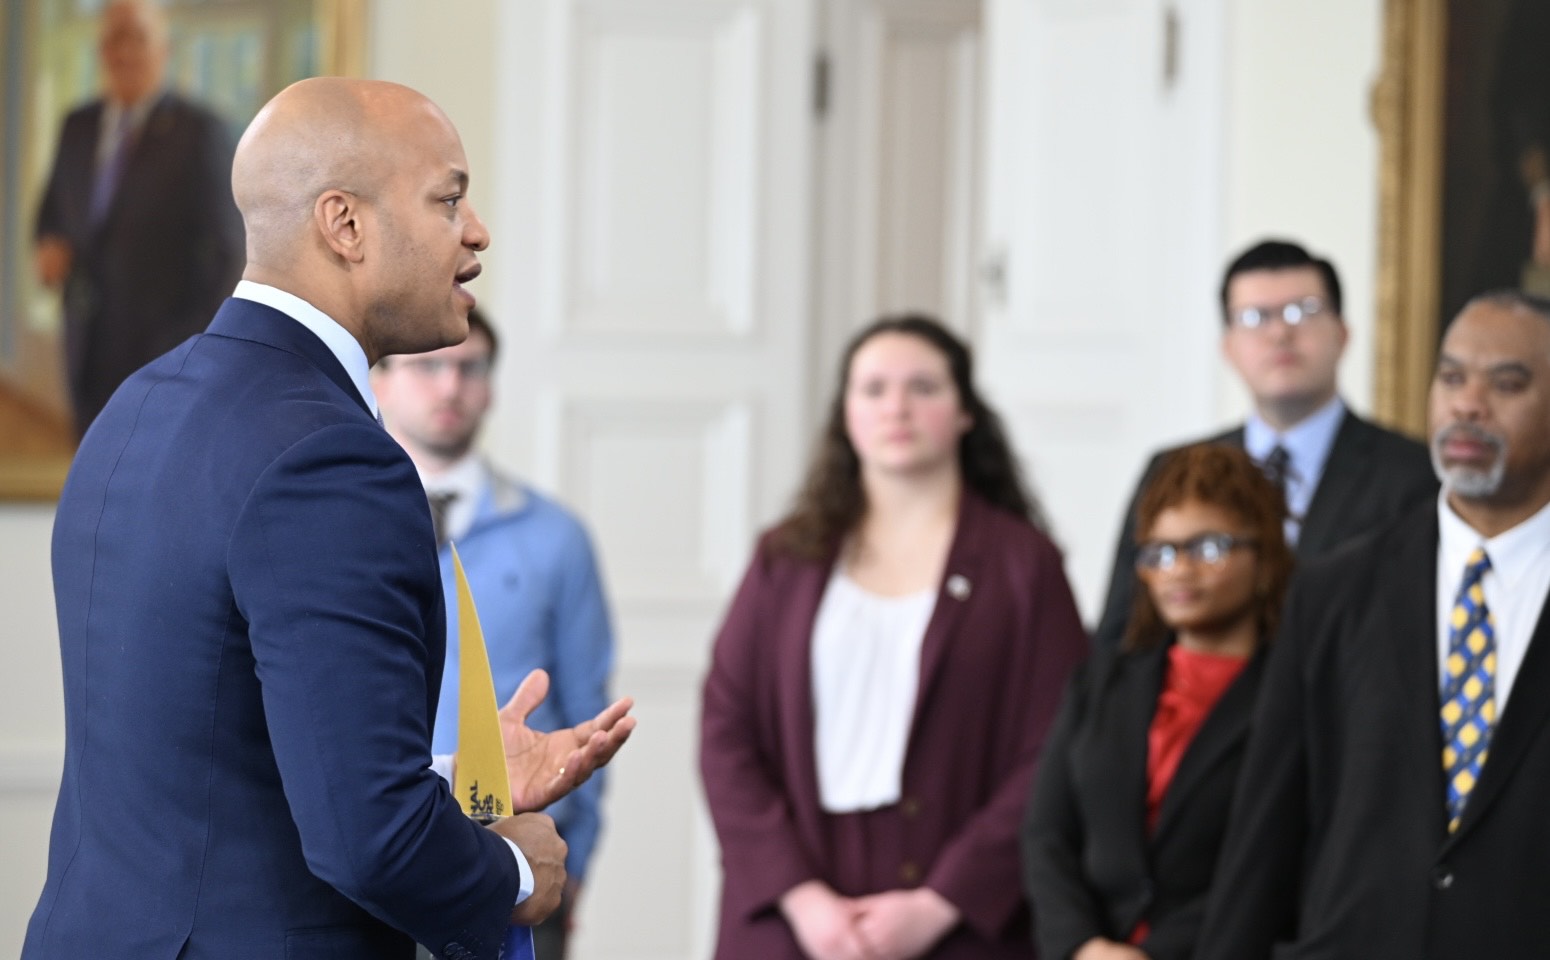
[1262,445,1292,501]
[428,491,457,547]
[90,109,136,224]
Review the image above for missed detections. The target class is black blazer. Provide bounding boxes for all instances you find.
[1022,642,1266,960]
[1196,503,1550,960]
[35,91,244,435]
[1093,409,1437,648]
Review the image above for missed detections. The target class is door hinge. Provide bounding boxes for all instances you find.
[814,50,831,119]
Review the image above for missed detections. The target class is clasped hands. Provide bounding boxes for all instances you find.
[779,879,960,960]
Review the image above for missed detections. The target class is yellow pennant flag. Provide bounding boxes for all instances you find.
[450,544,511,822]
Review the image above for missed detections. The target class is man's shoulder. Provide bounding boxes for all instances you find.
[1340,409,1430,455]
[1296,498,1433,594]
[155,91,228,126]
[479,466,594,539]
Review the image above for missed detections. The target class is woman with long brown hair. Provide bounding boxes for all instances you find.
[1021,444,1294,960]
[700,314,1087,959]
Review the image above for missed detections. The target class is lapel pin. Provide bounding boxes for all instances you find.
[946,574,971,600]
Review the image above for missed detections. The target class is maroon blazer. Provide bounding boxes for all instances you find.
[700,492,1089,959]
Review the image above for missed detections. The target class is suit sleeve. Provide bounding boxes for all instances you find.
[228,423,519,960]
[547,514,615,882]
[926,535,1091,939]
[699,539,821,922]
[1194,582,1311,960]
[1093,456,1158,651]
[1022,662,1111,960]
[35,112,82,243]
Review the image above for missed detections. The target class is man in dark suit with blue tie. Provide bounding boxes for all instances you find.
[34,0,244,439]
[1093,239,1438,648]
[23,77,632,960]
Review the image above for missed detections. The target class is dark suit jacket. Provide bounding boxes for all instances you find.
[35,91,244,437]
[699,493,1089,959]
[1196,503,1550,960]
[1093,409,1437,648]
[23,299,519,960]
[1022,643,1265,960]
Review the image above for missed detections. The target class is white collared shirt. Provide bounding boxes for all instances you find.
[97,93,159,168]
[1435,493,1550,715]
[417,455,487,547]
[232,280,379,419]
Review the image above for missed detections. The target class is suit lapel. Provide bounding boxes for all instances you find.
[1111,648,1165,862]
[778,543,838,822]
[1298,412,1373,556]
[1151,648,1266,845]
[1446,581,1550,845]
[96,93,170,232]
[1376,508,1448,832]
[911,493,988,728]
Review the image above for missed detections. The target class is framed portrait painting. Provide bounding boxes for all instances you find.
[1375,0,1550,436]
[0,0,364,499]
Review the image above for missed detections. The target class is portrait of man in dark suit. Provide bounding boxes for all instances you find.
[32,0,244,439]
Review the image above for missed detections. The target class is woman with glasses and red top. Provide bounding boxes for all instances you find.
[1021,444,1294,960]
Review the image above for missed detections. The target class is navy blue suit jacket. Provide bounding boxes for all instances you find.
[24,298,519,960]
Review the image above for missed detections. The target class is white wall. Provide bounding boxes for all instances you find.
[0,507,64,955]
[1219,0,1384,420]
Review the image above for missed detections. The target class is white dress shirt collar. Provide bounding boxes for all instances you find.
[1436,491,1550,713]
[415,454,488,546]
[232,280,378,418]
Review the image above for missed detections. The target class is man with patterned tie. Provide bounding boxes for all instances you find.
[375,308,618,960]
[1196,289,1550,959]
[34,0,244,439]
[1092,239,1437,649]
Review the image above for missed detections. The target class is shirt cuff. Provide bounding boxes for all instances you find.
[431,754,532,905]
[501,836,535,905]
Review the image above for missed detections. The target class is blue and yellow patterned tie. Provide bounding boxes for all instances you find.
[1440,547,1496,832]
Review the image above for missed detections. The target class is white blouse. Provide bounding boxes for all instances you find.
[810,569,938,813]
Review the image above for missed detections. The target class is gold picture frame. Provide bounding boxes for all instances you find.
[1373,0,1444,438]
[0,0,365,501]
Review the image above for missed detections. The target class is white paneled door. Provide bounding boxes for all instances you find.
[975,0,1228,621]
[491,3,818,959]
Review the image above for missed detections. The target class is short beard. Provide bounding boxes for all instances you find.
[1431,423,1507,499]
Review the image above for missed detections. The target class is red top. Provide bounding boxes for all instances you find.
[1145,644,1250,833]
[1130,643,1250,946]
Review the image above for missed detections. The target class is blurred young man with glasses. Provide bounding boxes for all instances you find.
[374,309,617,960]
[1091,239,1436,649]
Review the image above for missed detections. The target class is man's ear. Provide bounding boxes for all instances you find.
[315,190,367,263]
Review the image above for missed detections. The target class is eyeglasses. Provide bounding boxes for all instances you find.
[1135,532,1257,571]
[391,356,493,381]
[1229,296,1330,331]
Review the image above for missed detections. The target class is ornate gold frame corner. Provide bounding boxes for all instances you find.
[1373,0,1446,438]
[317,0,369,79]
